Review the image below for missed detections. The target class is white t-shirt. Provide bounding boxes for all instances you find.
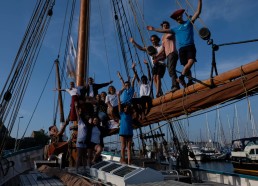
[140,82,151,97]
[105,94,118,107]
[88,85,94,97]
[149,45,165,66]
[65,87,80,96]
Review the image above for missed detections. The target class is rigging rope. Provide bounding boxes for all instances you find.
[52,0,73,126]
[97,0,112,81]
[16,63,55,150]
[111,0,144,78]
[110,0,124,75]
[0,0,55,156]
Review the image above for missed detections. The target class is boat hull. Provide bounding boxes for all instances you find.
[232,161,258,176]
[0,146,44,185]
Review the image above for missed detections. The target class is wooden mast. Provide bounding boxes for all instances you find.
[76,0,90,86]
[68,0,90,166]
[54,59,65,123]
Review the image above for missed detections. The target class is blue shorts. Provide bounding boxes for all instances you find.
[179,44,196,66]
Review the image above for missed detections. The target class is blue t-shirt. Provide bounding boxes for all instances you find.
[171,19,194,49]
[119,112,133,136]
[122,87,134,104]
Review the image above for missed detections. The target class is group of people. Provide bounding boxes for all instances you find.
[48,0,203,168]
[49,72,145,168]
[131,0,202,96]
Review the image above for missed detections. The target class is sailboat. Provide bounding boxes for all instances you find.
[1,0,258,185]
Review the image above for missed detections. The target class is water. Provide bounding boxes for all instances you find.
[190,161,234,173]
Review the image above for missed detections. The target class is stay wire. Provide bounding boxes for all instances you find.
[60,0,77,88]
[52,0,71,125]
[0,0,42,100]
[17,62,55,149]
[0,0,43,153]
[97,0,112,81]
[56,0,69,57]
[2,0,51,131]
[17,16,54,150]
[0,0,54,153]
[184,0,207,28]
[110,0,124,75]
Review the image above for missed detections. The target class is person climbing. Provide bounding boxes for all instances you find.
[48,117,69,143]
[130,35,166,97]
[131,61,152,120]
[147,0,202,88]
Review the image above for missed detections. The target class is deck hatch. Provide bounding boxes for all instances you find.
[92,161,110,169]
[101,163,122,173]
[113,166,136,177]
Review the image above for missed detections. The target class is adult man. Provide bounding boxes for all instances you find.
[160,21,179,92]
[85,77,113,98]
[147,0,202,88]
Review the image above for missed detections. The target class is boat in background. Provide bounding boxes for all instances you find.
[231,137,258,176]
[188,144,205,161]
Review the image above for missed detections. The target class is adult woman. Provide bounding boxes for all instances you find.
[117,91,133,165]
[105,86,119,120]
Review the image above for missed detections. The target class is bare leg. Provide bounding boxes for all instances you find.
[76,148,82,171]
[127,137,132,165]
[92,144,103,164]
[153,75,158,94]
[182,59,194,76]
[120,136,126,164]
[156,75,162,97]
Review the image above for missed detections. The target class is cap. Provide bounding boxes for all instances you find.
[170,9,185,20]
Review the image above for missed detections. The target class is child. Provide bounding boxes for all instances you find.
[131,61,152,120]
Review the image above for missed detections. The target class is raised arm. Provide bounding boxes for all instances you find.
[131,73,137,88]
[132,62,140,84]
[54,88,66,91]
[117,71,125,86]
[117,90,122,113]
[130,37,147,52]
[95,80,113,90]
[191,0,202,23]
[147,26,173,34]
[144,60,152,81]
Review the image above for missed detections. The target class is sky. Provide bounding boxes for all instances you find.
[1,0,258,148]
